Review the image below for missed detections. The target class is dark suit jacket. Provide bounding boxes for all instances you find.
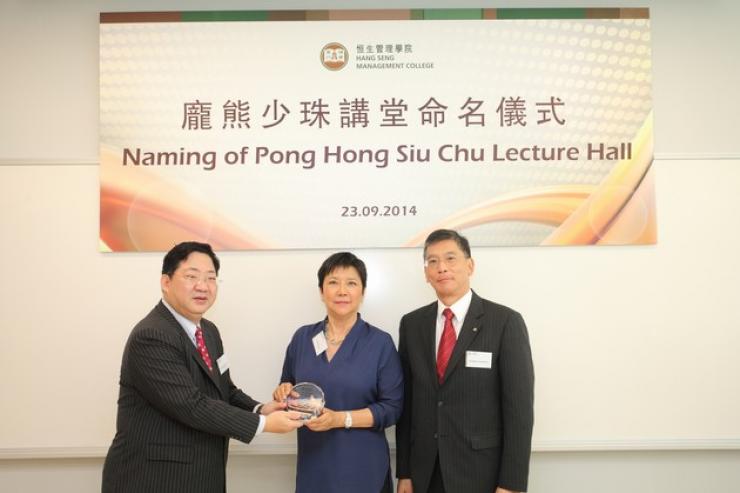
[395,291,534,493]
[102,302,261,493]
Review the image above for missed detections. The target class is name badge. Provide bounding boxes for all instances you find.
[466,351,492,369]
[312,332,328,356]
[216,353,230,375]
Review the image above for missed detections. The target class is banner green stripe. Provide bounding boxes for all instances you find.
[181,11,270,22]
[422,9,483,20]
[496,8,587,20]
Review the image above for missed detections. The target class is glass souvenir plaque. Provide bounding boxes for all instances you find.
[286,382,325,419]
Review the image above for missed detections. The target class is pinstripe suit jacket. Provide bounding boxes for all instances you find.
[102,302,261,493]
[395,292,534,493]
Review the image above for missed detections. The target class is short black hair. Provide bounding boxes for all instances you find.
[317,252,367,292]
[162,241,220,276]
[423,229,472,259]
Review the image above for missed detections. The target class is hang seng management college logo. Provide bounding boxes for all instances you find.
[321,42,348,70]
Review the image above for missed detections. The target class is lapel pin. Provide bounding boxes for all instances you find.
[473,327,478,332]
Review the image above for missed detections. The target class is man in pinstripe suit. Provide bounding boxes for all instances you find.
[102,242,304,493]
[396,230,534,493]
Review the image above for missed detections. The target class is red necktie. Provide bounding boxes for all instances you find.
[195,326,213,371]
[436,308,457,384]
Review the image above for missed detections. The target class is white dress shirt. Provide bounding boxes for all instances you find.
[434,289,473,354]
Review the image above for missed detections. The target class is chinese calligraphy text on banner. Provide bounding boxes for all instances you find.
[99,8,655,251]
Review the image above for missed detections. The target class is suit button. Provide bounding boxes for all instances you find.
[433,433,438,439]
[437,400,443,407]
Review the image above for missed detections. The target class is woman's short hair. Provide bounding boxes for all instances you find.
[317,252,367,291]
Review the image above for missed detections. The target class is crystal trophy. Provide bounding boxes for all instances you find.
[286,382,325,419]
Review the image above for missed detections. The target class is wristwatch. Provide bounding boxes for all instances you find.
[344,411,352,429]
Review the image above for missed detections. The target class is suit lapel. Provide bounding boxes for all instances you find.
[419,303,439,388]
[442,292,484,383]
[198,323,224,396]
[156,303,224,396]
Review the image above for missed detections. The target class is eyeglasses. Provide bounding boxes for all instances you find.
[424,254,462,269]
[181,273,220,286]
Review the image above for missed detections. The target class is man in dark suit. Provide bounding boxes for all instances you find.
[396,230,534,493]
[102,241,304,493]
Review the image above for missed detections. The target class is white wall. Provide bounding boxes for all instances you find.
[3,451,740,493]
[2,0,739,492]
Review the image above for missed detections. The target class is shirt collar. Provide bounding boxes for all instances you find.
[162,298,198,345]
[436,289,473,322]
